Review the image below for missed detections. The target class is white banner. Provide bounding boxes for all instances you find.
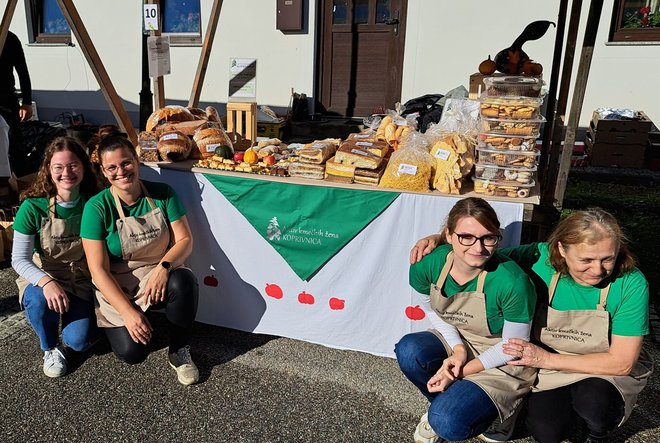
[148,167,524,357]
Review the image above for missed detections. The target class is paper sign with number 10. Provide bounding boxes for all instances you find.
[144,5,159,31]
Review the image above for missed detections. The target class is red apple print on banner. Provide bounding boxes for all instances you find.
[203,275,218,287]
[329,298,345,310]
[405,305,425,321]
[265,283,283,299]
[298,291,315,305]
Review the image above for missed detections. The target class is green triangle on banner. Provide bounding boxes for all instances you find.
[204,174,400,280]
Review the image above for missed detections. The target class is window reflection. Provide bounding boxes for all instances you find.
[163,0,201,33]
[619,0,660,29]
[354,0,368,24]
[376,0,391,23]
[41,0,70,34]
[333,0,348,24]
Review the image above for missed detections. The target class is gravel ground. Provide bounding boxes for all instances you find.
[0,265,658,443]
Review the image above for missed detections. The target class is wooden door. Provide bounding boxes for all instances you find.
[317,0,407,117]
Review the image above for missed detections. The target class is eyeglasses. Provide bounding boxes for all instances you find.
[50,162,81,174]
[455,233,502,247]
[102,160,135,176]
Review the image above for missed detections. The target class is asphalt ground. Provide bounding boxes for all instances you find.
[0,265,658,443]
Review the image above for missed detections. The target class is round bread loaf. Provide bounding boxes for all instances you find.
[158,130,191,162]
[146,106,196,132]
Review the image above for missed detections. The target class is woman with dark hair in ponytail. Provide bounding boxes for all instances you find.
[81,135,199,386]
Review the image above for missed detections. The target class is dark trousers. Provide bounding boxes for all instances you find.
[104,268,199,364]
[0,98,26,176]
[525,377,625,443]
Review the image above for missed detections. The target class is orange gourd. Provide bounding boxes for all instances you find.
[243,149,258,164]
[479,56,497,75]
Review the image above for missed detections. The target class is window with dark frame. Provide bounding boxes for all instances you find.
[24,0,71,45]
[611,0,660,42]
[162,0,202,46]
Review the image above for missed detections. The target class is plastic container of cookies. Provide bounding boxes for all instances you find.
[477,133,538,151]
[472,177,535,199]
[476,147,540,168]
[482,76,545,97]
[479,96,543,120]
[481,116,544,137]
[474,164,537,184]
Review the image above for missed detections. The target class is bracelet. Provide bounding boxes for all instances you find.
[41,279,56,289]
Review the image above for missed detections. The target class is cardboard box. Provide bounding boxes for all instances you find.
[257,121,286,139]
[585,137,646,169]
[591,111,652,133]
[586,125,648,145]
[647,142,660,171]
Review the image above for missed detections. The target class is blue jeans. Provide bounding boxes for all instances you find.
[395,331,498,441]
[22,284,98,352]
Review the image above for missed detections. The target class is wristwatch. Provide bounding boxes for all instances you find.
[160,261,171,271]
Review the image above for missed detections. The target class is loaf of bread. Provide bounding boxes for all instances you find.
[288,162,325,180]
[298,140,338,164]
[324,156,356,183]
[158,130,191,162]
[146,105,196,132]
[193,127,233,159]
[354,162,386,185]
[335,142,384,169]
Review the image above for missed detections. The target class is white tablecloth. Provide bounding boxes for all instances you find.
[146,166,525,357]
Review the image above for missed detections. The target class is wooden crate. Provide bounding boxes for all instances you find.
[591,110,652,133]
[585,136,647,169]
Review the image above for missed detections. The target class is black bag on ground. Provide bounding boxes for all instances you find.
[402,94,444,133]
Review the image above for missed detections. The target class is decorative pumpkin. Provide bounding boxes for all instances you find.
[243,148,258,164]
[214,144,234,159]
[478,56,497,75]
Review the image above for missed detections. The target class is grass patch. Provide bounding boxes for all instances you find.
[563,177,660,302]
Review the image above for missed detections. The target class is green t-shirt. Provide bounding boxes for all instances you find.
[80,180,186,261]
[13,197,85,255]
[501,242,649,337]
[409,244,536,334]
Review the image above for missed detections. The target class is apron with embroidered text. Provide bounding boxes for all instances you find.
[17,197,93,304]
[95,182,171,328]
[533,272,653,424]
[430,252,537,421]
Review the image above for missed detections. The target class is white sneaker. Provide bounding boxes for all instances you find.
[414,412,441,443]
[43,346,67,378]
[168,345,199,386]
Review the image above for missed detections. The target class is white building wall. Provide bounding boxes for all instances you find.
[8,0,660,127]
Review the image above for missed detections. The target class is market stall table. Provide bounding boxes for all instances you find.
[142,161,535,357]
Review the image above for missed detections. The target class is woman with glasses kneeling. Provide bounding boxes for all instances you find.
[410,208,652,443]
[12,137,101,377]
[80,135,199,386]
[395,197,537,443]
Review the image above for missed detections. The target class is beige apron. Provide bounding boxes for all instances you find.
[17,197,93,304]
[430,252,537,421]
[533,272,654,424]
[95,181,171,328]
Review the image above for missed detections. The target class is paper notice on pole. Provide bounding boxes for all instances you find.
[229,58,257,99]
[143,5,159,31]
[147,36,171,78]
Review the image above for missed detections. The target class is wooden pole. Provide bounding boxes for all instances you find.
[56,0,138,145]
[541,0,583,206]
[189,0,223,108]
[0,0,18,53]
[148,0,165,110]
[553,0,604,209]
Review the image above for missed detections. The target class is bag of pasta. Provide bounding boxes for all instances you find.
[379,131,434,192]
